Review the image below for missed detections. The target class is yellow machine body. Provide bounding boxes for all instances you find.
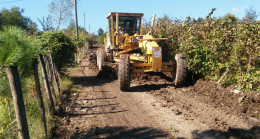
[106,12,174,73]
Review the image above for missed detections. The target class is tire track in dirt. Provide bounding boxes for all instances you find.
[53,48,260,139]
[80,60,173,138]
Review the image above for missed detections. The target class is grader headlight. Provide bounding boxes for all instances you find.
[133,38,138,46]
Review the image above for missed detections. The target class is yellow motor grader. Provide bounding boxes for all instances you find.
[96,12,186,91]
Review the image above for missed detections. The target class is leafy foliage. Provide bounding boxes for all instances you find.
[97,28,104,36]
[0,26,39,69]
[36,32,76,72]
[65,19,87,34]
[0,98,16,138]
[37,15,55,32]
[62,19,88,48]
[99,33,106,45]
[0,69,11,98]
[0,26,42,137]
[243,7,258,22]
[151,13,260,91]
[0,7,37,34]
[86,34,98,47]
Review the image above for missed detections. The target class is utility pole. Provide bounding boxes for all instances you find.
[74,0,79,39]
[84,13,85,32]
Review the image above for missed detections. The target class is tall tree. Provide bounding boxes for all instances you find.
[66,19,86,32]
[37,15,55,32]
[97,28,104,36]
[243,7,258,22]
[0,7,37,34]
[49,0,73,31]
[220,13,238,24]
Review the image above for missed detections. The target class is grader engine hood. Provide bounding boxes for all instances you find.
[140,35,163,72]
[152,47,162,72]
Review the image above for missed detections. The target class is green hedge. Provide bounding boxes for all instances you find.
[152,15,259,91]
[36,32,76,72]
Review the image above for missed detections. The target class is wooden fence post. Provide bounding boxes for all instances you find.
[43,55,56,103]
[77,47,80,64]
[32,58,47,135]
[48,53,61,95]
[5,66,30,139]
[38,54,54,113]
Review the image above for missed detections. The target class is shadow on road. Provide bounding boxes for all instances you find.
[79,103,119,109]
[70,126,173,139]
[192,126,260,139]
[71,76,115,87]
[55,107,127,118]
[77,96,117,101]
[130,83,171,92]
[66,110,127,118]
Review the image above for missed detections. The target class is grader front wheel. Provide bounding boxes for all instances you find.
[174,53,187,87]
[119,54,130,91]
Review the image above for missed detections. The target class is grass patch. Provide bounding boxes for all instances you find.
[60,76,74,95]
[0,64,81,138]
[169,126,178,136]
[0,98,16,138]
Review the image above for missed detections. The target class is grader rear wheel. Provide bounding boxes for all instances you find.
[97,48,106,71]
[119,54,130,91]
[174,53,187,87]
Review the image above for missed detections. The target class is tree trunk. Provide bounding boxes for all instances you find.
[77,47,80,63]
[56,0,63,31]
[75,53,78,65]
[39,54,54,113]
[83,46,85,57]
[32,58,47,135]
[5,66,30,139]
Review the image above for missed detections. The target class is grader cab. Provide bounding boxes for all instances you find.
[96,12,187,91]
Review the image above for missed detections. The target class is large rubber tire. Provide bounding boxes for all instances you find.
[119,54,130,91]
[174,53,187,87]
[97,48,106,71]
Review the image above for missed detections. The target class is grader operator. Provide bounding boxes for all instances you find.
[96,12,186,91]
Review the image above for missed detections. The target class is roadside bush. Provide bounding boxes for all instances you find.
[86,34,98,47]
[0,26,77,138]
[0,69,11,98]
[0,26,44,138]
[36,32,76,72]
[0,26,40,97]
[99,33,106,45]
[0,97,16,138]
[0,26,39,70]
[72,38,85,48]
[151,14,260,91]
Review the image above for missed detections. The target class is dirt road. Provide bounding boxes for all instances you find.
[53,48,260,139]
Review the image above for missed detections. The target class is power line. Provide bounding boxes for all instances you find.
[0,0,23,4]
